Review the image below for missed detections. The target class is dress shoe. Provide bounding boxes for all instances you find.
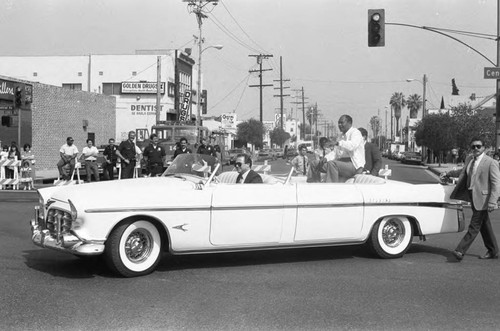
[452,250,464,261]
[479,252,499,259]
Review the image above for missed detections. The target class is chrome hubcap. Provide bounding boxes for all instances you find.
[382,219,405,247]
[124,229,152,263]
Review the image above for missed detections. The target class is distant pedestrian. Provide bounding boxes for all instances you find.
[451,137,500,261]
[103,138,118,180]
[80,139,100,182]
[6,144,21,182]
[143,133,166,176]
[197,137,217,157]
[21,143,36,188]
[116,131,137,179]
[57,137,79,180]
[173,137,192,159]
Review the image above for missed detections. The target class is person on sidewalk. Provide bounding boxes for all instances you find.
[57,137,78,181]
[80,139,100,182]
[451,137,500,261]
[291,144,309,176]
[116,131,138,179]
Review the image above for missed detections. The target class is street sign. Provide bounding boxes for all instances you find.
[484,67,500,79]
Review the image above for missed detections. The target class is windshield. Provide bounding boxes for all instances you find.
[163,154,220,178]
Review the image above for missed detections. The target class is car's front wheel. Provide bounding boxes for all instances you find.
[105,219,162,277]
[368,216,413,258]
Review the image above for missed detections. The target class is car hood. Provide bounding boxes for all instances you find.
[38,177,199,210]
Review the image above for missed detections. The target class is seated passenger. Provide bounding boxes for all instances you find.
[235,153,262,184]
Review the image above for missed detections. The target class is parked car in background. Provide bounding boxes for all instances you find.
[258,149,276,161]
[391,151,404,161]
[228,148,251,164]
[401,151,423,165]
[274,148,284,159]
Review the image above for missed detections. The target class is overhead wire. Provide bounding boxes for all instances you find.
[208,72,253,111]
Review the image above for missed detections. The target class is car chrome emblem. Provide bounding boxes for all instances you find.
[173,224,189,232]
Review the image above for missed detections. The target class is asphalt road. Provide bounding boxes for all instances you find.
[1,159,500,331]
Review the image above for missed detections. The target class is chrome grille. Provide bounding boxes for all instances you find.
[46,209,72,235]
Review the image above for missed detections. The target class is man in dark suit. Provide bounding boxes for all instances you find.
[451,137,500,261]
[235,153,262,184]
[358,127,382,176]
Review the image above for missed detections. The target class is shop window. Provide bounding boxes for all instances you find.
[33,72,37,77]
[99,71,104,76]
[62,83,82,91]
[78,72,82,77]
[102,83,121,95]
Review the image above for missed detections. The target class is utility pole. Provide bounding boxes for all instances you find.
[291,87,308,140]
[156,56,161,124]
[273,56,290,130]
[249,54,273,123]
[497,0,500,151]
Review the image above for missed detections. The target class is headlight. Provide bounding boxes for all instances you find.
[38,195,45,219]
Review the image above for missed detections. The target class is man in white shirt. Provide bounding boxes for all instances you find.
[308,115,365,183]
[57,137,79,180]
[80,139,100,182]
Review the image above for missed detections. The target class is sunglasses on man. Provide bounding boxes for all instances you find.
[234,162,243,168]
[470,144,483,150]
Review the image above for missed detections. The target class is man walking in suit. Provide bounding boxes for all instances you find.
[358,127,382,176]
[451,137,500,261]
[235,153,262,184]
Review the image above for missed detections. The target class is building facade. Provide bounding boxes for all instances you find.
[0,51,198,142]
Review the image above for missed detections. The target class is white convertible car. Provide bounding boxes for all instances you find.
[30,154,465,277]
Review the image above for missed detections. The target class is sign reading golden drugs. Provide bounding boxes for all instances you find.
[121,82,165,94]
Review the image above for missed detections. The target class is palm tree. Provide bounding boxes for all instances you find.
[407,94,422,119]
[389,92,406,138]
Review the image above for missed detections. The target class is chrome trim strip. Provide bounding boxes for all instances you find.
[85,202,462,213]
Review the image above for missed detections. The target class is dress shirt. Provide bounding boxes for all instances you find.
[467,152,484,189]
[337,127,365,169]
[82,146,99,161]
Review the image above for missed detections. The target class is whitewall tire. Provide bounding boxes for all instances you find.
[369,216,413,258]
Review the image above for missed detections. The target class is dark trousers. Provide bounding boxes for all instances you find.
[456,194,499,255]
[104,162,116,180]
[121,161,136,179]
[57,158,75,179]
[148,163,164,177]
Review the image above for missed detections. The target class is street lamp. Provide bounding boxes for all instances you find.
[196,44,223,142]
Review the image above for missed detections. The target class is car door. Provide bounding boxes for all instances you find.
[294,183,364,242]
[210,183,294,246]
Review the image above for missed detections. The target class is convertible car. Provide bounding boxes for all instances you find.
[30,154,465,277]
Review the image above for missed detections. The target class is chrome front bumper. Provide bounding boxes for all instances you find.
[30,216,105,256]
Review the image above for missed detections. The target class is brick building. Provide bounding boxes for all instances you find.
[0,75,115,172]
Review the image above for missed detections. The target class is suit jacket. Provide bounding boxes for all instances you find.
[450,154,500,210]
[237,169,263,184]
[364,142,382,176]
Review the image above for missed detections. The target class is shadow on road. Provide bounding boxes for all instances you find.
[156,245,373,273]
[22,249,112,278]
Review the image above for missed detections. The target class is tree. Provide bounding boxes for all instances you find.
[269,127,291,147]
[369,115,382,138]
[236,118,265,149]
[389,92,406,137]
[407,94,422,119]
[450,103,495,151]
[414,113,455,166]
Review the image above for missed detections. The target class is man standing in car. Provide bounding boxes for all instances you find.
[103,138,118,180]
[143,133,166,177]
[116,131,137,179]
[358,127,382,176]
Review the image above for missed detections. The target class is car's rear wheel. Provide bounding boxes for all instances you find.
[105,220,162,277]
[368,216,413,258]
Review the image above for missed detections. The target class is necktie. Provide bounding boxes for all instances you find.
[236,173,243,184]
[466,157,477,188]
[303,156,307,175]
[323,149,325,158]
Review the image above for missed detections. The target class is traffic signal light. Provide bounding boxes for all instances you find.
[15,86,23,108]
[368,9,385,47]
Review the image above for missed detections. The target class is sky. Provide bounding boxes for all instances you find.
[0,0,497,134]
